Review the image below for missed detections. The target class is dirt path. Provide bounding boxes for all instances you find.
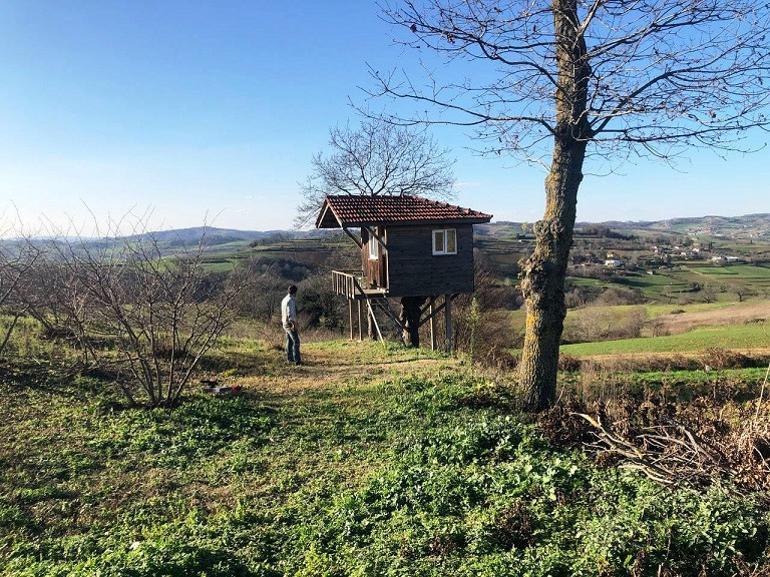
[230,341,459,394]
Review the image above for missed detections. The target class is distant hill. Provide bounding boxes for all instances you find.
[642,214,770,238]
[126,226,329,245]
[90,214,770,249]
[6,214,767,255]
[476,213,770,240]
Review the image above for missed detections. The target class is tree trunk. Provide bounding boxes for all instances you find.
[400,296,425,347]
[518,0,591,411]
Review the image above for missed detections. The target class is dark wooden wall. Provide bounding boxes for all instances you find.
[385,224,475,297]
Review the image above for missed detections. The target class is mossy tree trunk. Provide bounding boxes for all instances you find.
[518,0,591,412]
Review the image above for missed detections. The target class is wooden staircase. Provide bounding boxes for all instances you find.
[331,270,401,343]
[331,269,455,351]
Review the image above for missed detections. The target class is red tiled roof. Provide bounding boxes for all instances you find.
[316,194,493,228]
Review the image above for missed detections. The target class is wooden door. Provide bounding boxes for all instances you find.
[363,226,387,289]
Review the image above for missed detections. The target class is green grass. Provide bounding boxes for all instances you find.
[689,264,770,279]
[562,322,770,356]
[2,341,770,575]
[570,264,770,303]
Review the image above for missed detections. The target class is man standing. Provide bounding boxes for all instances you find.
[281,285,301,365]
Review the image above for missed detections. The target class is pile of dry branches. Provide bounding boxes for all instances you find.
[541,371,770,495]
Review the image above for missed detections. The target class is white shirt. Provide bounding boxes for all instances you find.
[281,293,297,330]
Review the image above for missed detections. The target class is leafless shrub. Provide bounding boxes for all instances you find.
[701,347,753,370]
[0,240,40,358]
[558,354,581,372]
[567,306,647,343]
[593,287,645,307]
[648,319,669,338]
[452,266,523,366]
[230,259,287,323]
[32,218,241,407]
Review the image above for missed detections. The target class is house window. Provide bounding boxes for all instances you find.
[368,235,379,260]
[432,228,457,255]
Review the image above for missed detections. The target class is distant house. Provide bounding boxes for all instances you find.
[711,255,743,263]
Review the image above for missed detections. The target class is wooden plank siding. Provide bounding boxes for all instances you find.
[385,224,475,297]
[360,227,388,289]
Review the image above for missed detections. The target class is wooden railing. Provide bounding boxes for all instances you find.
[332,270,365,299]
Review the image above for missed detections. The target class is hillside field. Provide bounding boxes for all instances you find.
[3,340,770,576]
[562,323,770,356]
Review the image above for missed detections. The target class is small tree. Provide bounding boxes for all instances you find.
[731,284,752,303]
[371,0,770,409]
[40,222,239,407]
[0,240,40,358]
[702,284,718,304]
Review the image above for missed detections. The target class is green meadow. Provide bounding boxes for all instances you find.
[3,341,770,576]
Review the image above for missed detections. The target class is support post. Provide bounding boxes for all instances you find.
[400,296,426,347]
[357,299,363,341]
[348,299,354,340]
[367,305,377,340]
[444,294,453,354]
[429,301,437,351]
[365,298,384,343]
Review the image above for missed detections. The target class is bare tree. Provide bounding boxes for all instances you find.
[370,0,770,410]
[296,118,455,226]
[0,240,40,358]
[731,283,752,303]
[14,249,97,364]
[35,220,239,407]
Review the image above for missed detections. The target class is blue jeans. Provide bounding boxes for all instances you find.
[286,330,301,364]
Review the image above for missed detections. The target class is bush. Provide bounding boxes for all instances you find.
[702,347,753,370]
[558,354,581,372]
[566,306,647,343]
[593,286,645,306]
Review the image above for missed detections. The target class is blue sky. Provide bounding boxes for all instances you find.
[0,1,768,234]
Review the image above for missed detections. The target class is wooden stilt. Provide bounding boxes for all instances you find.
[348,299,354,340]
[357,299,363,341]
[429,300,437,351]
[365,298,384,342]
[444,294,453,354]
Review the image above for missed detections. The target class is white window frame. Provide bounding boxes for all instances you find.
[368,235,379,260]
[432,228,457,256]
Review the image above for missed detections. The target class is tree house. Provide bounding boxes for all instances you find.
[315,194,493,350]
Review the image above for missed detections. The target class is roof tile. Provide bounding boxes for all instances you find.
[317,195,492,228]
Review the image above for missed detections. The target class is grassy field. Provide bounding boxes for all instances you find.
[571,263,770,303]
[3,340,770,576]
[562,322,770,356]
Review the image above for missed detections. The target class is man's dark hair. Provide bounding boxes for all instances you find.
[288,284,298,295]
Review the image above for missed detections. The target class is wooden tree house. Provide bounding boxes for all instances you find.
[315,194,493,350]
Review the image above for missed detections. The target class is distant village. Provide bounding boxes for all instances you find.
[540,224,754,271]
[598,243,746,271]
